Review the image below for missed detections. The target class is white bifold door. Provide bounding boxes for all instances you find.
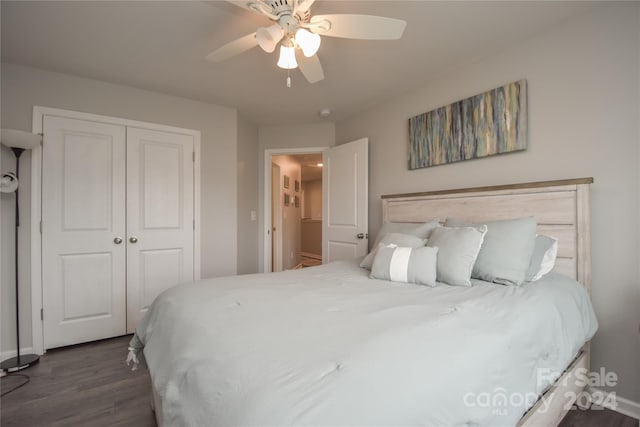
[42,115,194,349]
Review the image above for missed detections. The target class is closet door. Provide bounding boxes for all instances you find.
[126,128,194,332]
[42,116,127,349]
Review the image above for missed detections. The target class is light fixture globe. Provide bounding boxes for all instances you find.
[295,28,321,57]
[256,24,284,53]
[277,45,298,69]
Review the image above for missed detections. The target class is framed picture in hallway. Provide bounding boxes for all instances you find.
[284,192,290,206]
[295,180,300,192]
[284,175,290,189]
[294,195,300,208]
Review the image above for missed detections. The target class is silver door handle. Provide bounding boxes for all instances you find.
[129,236,138,244]
[114,237,123,244]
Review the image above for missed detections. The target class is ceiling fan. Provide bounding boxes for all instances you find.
[206,0,407,86]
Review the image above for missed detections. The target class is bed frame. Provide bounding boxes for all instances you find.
[381,177,594,427]
[151,177,594,427]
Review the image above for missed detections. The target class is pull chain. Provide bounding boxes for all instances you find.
[286,69,292,88]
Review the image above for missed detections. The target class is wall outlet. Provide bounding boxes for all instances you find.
[250,210,257,221]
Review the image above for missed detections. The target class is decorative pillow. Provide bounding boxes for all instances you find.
[444,217,537,286]
[370,219,440,251]
[360,232,426,270]
[426,225,487,287]
[370,244,438,287]
[525,235,558,281]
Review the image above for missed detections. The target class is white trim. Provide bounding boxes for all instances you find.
[263,147,328,273]
[31,106,202,354]
[1,347,35,362]
[588,387,640,420]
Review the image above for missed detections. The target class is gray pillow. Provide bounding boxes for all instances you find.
[370,244,438,287]
[525,235,558,281]
[426,225,487,287]
[360,232,426,270]
[370,219,440,251]
[445,217,537,286]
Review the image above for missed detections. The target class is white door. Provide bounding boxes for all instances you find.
[126,127,194,332]
[42,116,127,349]
[322,138,369,262]
[271,163,282,272]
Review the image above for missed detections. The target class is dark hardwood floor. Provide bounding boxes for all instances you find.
[1,336,155,427]
[1,336,637,426]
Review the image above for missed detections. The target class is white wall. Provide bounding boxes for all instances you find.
[237,115,260,274]
[336,5,640,403]
[302,179,322,220]
[272,155,302,270]
[257,122,335,272]
[1,63,239,354]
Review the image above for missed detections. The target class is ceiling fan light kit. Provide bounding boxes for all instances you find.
[208,0,407,86]
[277,44,298,70]
[256,24,284,53]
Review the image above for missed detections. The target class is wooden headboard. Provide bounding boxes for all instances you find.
[381,178,593,293]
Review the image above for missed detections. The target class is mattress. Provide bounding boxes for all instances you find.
[129,259,598,426]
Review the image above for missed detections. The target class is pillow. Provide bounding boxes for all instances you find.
[360,233,426,270]
[525,235,558,281]
[370,244,438,287]
[426,225,487,287]
[370,219,440,251]
[444,217,537,286]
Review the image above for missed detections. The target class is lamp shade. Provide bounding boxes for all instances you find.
[256,24,284,53]
[1,129,42,150]
[277,45,298,69]
[295,29,321,57]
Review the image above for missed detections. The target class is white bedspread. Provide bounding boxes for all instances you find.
[130,259,597,427]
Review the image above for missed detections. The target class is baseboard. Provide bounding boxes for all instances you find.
[589,387,640,420]
[1,347,36,362]
[301,252,322,260]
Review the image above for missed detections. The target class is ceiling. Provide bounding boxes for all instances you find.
[1,1,594,126]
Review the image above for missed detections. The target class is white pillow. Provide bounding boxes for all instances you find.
[426,225,487,287]
[360,233,426,270]
[526,235,558,281]
[370,244,438,287]
[370,219,440,251]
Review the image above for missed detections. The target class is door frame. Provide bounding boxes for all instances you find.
[271,162,283,272]
[30,106,201,355]
[263,147,327,273]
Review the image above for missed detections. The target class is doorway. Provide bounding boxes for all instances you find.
[264,147,326,272]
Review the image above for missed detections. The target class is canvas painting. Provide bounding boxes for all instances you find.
[408,79,527,169]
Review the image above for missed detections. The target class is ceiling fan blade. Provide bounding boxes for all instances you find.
[296,0,316,13]
[309,14,406,40]
[297,53,324,84]
[205,33,258,62]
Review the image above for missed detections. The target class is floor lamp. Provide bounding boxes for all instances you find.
[1,129,42,372]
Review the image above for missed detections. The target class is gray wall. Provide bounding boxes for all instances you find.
[1,63,239,353]
[257,122,335,272]
[237,114,260,274]
[336,5,640,403]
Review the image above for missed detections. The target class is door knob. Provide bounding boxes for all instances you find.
[113,237,123,244]
[357,233,365,239]
[129,236,138,244]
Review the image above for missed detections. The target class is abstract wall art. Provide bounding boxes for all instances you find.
[408,79,528,169]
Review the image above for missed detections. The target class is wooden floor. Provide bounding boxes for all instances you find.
[1,336,637,426]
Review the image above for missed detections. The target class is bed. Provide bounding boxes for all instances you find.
[129,177,597,427]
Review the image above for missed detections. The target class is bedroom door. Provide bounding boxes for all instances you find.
[322,138,368,262]
[125,128,194,332]
[42,116,128,349]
